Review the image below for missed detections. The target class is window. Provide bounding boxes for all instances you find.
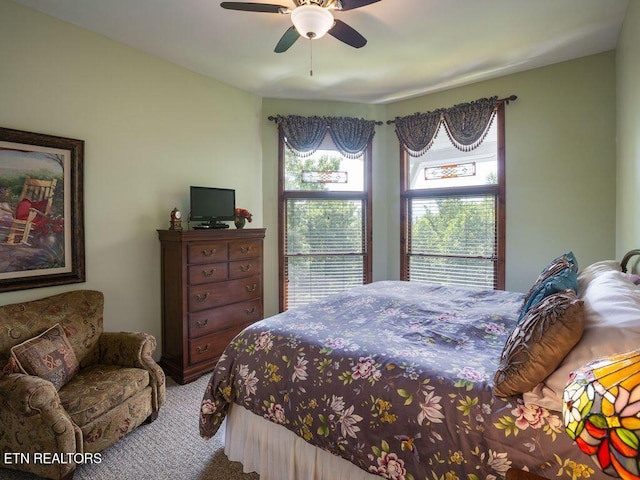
[400,102,505,289]
[280,136,372,311]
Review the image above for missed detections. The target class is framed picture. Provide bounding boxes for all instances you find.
[0,127,85,292]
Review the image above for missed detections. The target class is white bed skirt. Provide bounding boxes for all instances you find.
[225,404,380,480]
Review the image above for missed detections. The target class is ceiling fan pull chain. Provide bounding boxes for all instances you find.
[309,38,313,76]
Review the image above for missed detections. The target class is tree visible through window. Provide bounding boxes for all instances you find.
[280,138,371,310]
[400,102,506,289]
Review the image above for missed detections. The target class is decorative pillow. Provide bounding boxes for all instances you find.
[519,266,578,322]
[559,251,578,272]
[520,253,578,311]
[14,198,48,221]
[523,269,640,411]
[10,323,79,390]
[543,251,579,273]
[15,198,33,220]
[33,199,48,210]
[494,290,585,397]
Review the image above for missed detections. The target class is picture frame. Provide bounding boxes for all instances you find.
[0,127,85,292]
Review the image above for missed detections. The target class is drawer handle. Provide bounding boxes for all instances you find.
[240,246,252,254]
[245,283,257,293]
[195,292,210,302]
[240,264,252,272]
[196,344,210,354]
[245,307,257,314]
[202,268,216,277]
[196,318,209,328]
[202,249,216,257]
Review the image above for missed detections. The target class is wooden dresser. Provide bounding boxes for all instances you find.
[157,228,266,384]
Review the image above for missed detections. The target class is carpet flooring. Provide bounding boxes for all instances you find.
[0,374,260,480]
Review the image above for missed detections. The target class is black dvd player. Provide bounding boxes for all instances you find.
[193,223,229,230]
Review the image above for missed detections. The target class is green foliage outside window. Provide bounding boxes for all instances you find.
[411,196,495,257]
[284,150,365,307]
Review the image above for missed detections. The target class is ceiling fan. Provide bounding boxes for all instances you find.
[220,0,381,53]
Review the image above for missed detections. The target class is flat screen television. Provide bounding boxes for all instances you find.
[190,186,235,228]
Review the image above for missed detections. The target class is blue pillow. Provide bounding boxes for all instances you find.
[548,251,578,273]
[518,267,578,322]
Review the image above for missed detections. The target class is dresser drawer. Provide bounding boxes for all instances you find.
[188,275,262,311]
[189,324,251,364]
[188,262,228,285]
[188,298,263,338]
[229,258,263,279]
[229,240,262,261]
[188,242,228,264]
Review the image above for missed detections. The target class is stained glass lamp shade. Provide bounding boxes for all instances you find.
[563,349,640,479]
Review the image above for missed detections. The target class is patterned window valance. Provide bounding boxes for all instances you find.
[271,115,379,159]
[442,97,499,152]
[394,110,443,158]
[391,96,514,157]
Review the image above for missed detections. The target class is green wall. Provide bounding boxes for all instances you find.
[384,52,617,291]
[0,0,263,345]
[616,0,640,259]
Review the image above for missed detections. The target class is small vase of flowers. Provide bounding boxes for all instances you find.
[234,208,252,229]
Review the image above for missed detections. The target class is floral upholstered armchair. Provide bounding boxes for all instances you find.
[0,290,166,480]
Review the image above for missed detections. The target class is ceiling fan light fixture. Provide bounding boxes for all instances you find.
[291,5,334,39]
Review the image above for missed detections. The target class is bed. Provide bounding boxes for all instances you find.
[200,250,640,480]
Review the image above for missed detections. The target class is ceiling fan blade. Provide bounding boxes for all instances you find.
[328,19,367,48]
[220,2,288,13]
[274,26,301,53]
[336,0,380,11]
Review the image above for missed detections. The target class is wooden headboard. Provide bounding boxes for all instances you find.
[621,249,640,273]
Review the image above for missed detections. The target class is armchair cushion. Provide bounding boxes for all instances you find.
[58,364,150,427]
[11,323,79,390]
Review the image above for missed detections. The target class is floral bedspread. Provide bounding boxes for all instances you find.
[200,281,596,480]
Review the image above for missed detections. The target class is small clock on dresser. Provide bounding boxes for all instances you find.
[169,207,182,230]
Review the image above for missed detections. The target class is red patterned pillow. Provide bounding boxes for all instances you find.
[10,323,79,390]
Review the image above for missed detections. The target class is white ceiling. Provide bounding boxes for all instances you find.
[13,0,629,104]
